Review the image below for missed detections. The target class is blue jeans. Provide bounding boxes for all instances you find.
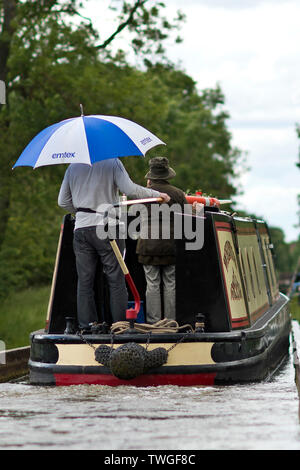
[73,227,128,328]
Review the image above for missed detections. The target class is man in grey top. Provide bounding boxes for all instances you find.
[58,158,170,332]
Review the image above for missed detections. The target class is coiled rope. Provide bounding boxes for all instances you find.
[110,318,194,335]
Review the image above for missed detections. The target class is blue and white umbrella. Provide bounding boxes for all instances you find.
[13,114,165,169]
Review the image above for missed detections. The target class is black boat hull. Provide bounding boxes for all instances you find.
[29,293,291,386]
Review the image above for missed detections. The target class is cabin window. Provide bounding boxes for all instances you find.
[240,251,250,302]
[251,247,262,296]
[263,238,275,289]
[266,239,276,288]
[246,250,256,299]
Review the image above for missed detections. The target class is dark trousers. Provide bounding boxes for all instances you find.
[73,226,128,328]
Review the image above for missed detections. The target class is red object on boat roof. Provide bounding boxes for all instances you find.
[186,195,220,207]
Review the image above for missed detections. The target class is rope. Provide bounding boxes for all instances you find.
[110,318,194,335]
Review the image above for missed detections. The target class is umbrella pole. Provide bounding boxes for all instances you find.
[109,239,140,331]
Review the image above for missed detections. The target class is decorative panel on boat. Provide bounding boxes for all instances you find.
[235,219,269,324]
[214,220,249,329]
[256,222,279,305]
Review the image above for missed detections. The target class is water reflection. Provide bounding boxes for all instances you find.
[0,354,299,449]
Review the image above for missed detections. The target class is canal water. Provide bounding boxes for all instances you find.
[0,342,299,450]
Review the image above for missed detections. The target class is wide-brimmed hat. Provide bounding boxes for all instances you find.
[145,157,176,180]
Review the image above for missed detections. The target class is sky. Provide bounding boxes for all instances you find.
[85,0,300,242]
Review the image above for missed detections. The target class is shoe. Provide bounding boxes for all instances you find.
[90,322,109,334]
[78,327,92,335]
[79,322,109,335]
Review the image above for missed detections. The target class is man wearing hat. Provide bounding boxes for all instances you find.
[136,157,188,324]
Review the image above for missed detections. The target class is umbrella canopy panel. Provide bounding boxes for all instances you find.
[13,115,165,169]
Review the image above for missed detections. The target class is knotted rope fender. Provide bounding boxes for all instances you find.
[95,343,168,380]
[94,319,193,380]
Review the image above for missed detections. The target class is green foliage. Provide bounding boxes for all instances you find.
[98,0,185,65]
[289,296,300,323]
[0,285,50,349]
[269,227,296,274]
[0,167,65,297]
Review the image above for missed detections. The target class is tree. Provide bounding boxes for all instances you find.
[0,0,245,298]
[269,227,293,274]
[95,0,185,64]
[0,1,185,297]
[0,0,184,247]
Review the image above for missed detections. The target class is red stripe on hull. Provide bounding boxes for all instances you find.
[54,373,216,387]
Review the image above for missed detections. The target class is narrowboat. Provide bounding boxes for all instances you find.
[29,198,291,386]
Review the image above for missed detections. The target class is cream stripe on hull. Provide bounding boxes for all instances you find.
[56,342,216,367]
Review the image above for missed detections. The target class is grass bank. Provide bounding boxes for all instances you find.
[0,285,50,350]
[290,295,300,323]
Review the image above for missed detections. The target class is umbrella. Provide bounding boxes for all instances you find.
[13,113,165,169]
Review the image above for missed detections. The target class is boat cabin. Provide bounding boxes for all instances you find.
[45,206,280,335]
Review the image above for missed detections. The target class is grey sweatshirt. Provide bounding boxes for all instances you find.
[58,159,160,230]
